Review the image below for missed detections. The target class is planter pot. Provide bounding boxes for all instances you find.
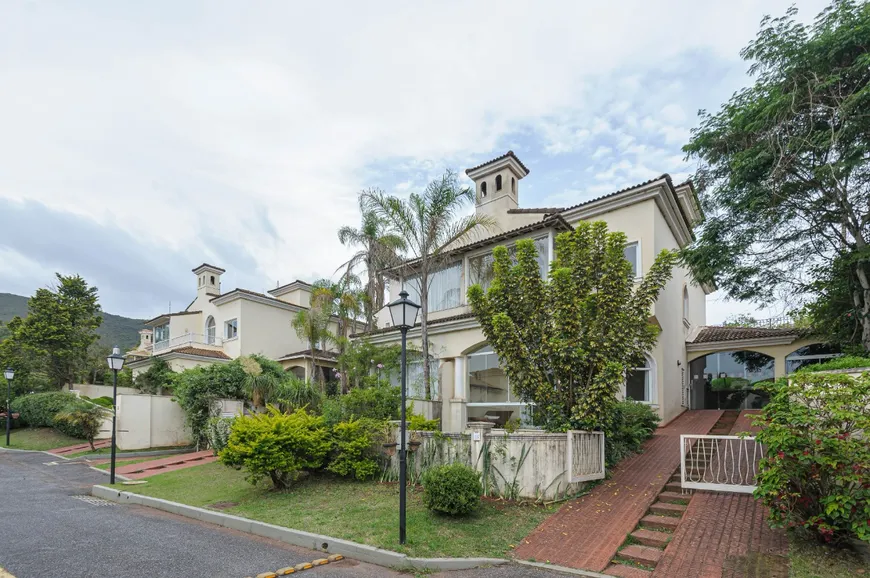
[408,441,422,452]
[382,443,397,456]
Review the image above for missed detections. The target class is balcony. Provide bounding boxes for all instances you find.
[151,333,224,355]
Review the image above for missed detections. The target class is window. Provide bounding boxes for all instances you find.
[480,181,487,198]
[626,354,655,403]
[466,344,533,426]
[224,318,238,339]
[785,344,841,373]
[468,236,549,292]
[683,286,690,321]
[210,275,215,285]
[495,175,503,191]
[390,352,439,399]
[623,242,639,277]
[512,177,516,194]
[205,316,216,345]
[288,366,306,380]
[154,324,169,343]
[404,262,462,313]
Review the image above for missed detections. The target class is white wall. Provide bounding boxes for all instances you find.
[67,383,140,398]
[115,394,191,450]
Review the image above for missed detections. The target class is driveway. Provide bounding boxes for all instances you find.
[0,450,567,578]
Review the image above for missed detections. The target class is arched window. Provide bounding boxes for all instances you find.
[626,353,656,404]
[683,286,690,321]
[205,316,216,344]
[288,366,306,380]
[480,181,487,198]
[210,275,216,285]
[495,175,503,191]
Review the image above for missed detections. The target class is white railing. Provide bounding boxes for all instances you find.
[680,434,763,494]
[151,333,223,354]
[567,430,606,482]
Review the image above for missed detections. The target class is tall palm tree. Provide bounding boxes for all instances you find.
[291,285,334,392]
[316,277,363,394]
[362,170,496,399]
[338,194,407,331]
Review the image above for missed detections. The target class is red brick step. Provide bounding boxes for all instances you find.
[656,491,687,504]
[649,501,687,516]
[605,563,652,578]
[664,482,683,493]
[615,544,663,566]
[630,528,671,548]
[640,514,680,531]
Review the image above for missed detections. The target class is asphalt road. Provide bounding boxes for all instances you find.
[0,449,571,578]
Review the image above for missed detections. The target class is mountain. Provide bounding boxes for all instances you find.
[0,293,145,350]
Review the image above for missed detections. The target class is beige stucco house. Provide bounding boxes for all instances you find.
[126,264,348,381]
[353,151,826,432]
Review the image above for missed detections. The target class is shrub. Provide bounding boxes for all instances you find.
[173,361,248,447]
[273,377,322,414]
[604,400,660,466]
[89,396,114,409]
[219,407,330,489]
[327,418,386,480]
[421,463,482,516]
[134,358,177,394]
[710,376,750,390]
[54,406,108,449]
[753,372,870,544]
[205,416,235,454]
[321,385,401,426]
[797,355,870,373]
[10,392,89,428]
[408,413,440,431]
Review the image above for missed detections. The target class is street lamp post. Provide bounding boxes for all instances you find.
[106,347,125,484]
[386,290,420,545]
[4,367,14,447]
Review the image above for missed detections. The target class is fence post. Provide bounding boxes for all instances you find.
[468,421,494,475]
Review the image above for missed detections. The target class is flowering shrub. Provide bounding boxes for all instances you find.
[752,372,870,543]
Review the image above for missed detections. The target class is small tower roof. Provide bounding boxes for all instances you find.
[192,263,226,275]
[465,151,530,180]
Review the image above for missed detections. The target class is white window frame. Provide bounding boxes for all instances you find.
[464,232,552,297]
[224,318,238,340]
[682,285,691,328]
[624,353,657,405]
[205,316,216,345]
[402,261,463,314]
[154,323,170,343]
[624,239,642,280]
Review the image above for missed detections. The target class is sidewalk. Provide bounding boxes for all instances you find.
[114,449,215,479]
[48,439,111,456]
[513,410,723,572]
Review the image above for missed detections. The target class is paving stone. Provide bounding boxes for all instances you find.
[649,502,687,516]
[640,515,680,531]
[615,544,663,566]
[630,528,671,548]
[605,563,652,578]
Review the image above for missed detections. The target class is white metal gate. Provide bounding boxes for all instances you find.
[567,430,606,482]
[680,434,763,493]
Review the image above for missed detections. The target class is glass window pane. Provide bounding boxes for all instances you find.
[403,262,461,313]
[624,243,638,277]
[625,369,648,401]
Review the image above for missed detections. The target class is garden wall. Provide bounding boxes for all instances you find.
[115,394,191,450]
[386,422,601,501]
[66,383,140,398]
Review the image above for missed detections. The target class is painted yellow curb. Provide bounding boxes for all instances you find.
[0,568,15,578]
[276,567,296,575]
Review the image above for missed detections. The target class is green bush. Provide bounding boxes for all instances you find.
[205,416,235,454]
[219,407,330,489]
[11,392,89,428]
[604,400,660,466]
[273,377,322,414]
[421,463,482,516]
[54,406,108,449]
[327,418,386,480]
[321,385,400,425]
[90,396,114,409]
[134,358,177,394]
[710,376,751,390]
[753,372,870,544]
[408,413,440,431]
[173,361,248,447]
[797,355,870,373]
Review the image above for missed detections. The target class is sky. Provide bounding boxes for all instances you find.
[0,0,830,322]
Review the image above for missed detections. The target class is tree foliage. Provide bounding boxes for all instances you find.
[172,360,248,447]
[363,170,496,398]
[134,358,177,394]
[291,285,334,391]
[54,405,108,450]
[682,1,870,350]
[468,221,676,431]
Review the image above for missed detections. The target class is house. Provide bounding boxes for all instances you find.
[126,264,351,382]
[353,151,827,432]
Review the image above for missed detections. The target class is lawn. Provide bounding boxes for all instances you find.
[3,427,84,451]
[117,461,556,558]
[789,532,868,577]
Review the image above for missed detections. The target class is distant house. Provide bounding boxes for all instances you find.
[126,264,354,382]
[351,151,827,432]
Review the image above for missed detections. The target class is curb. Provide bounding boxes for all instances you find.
[91,485,508,571]
[515,560,618,578]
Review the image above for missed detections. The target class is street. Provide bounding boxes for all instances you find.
[0,450,566,578]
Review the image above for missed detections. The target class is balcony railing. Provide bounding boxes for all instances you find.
[152,333,223,354]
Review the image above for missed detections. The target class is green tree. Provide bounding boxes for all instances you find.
[0,274,102,389]
[291,285,334,392]
[682,0,870,350]
[468,221,676,431]
[338,196,407,331]
[363,170,495,398]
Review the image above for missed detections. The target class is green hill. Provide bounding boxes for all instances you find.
[0,293,145,349]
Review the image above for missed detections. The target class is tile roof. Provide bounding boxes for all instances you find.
[277,348,339,361]
[143,310,202,325]
[351,312,477,338]
[191,263,226,273]
[465,150,530,176]
[269,280,313,294]
[159,346,231,360]
[691,326,803,344]
[210,288,273,302]
[558,174,670,213]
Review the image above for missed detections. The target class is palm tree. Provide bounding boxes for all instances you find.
[362,170,496,398]
[291,285,334,393]
[338,195,407,331]
[315,277,363,394]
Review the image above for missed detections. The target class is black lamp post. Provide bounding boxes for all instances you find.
[4,367,13,447]
[386,290,420,545]
[106,347,125,484]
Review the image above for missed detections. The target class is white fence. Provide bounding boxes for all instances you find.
[567,430,606,482]
[680,434,763,494]
[152,333,223,354]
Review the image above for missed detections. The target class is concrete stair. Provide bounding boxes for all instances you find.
[630,528,671,548]
[649,501,687,516]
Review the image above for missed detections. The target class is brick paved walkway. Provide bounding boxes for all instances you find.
[651,492,787,578]
[115,450,215,479]
[513,410,722,572]
[49,438,112,455]
[730,410,763,436]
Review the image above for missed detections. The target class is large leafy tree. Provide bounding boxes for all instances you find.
[363,170,495,398]
[682,0,870,350]
[0,274,102,389]
[337,196,407,331]
[291,284,334,392]
[468,221,676,431]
